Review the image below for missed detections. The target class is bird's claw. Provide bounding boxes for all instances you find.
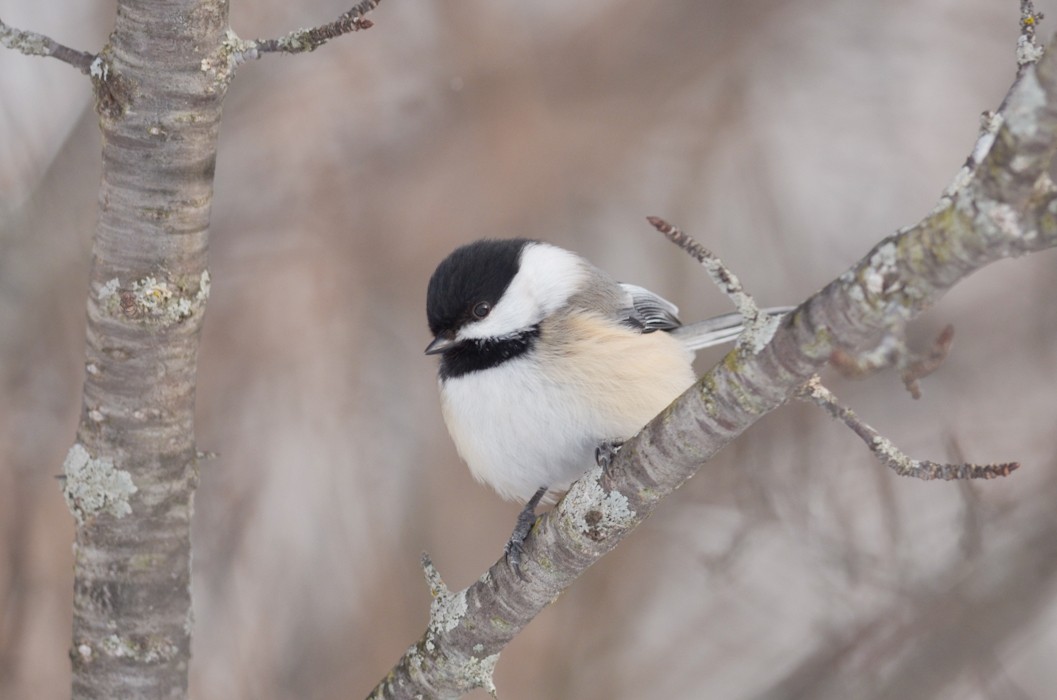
[595,440,624,469]
[505,486,546,580]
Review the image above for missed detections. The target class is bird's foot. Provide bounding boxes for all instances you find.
[505,486,547,580]
[595,440,625,469]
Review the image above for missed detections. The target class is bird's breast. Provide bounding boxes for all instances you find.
[439,313,695,503]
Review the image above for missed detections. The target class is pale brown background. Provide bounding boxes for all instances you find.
[2,1,1057,698]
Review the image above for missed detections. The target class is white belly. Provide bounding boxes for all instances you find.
[439,319,695,503]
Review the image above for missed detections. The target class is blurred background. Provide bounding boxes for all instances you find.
[3,0,1057,698]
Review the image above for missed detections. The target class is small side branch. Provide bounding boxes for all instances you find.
[831,324,954,399]
[797,377,1019,480]
[647,215,760,319]
[1018,0,1046,68]
[647,215,781,353]
[228,0,382,64]
[951,2,1044,189]
[0,16,95,72]
[899,325,955,399]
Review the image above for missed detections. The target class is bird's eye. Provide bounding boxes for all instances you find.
[472,301,492,319]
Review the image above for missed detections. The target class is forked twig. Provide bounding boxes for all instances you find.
[797,377,1019,480]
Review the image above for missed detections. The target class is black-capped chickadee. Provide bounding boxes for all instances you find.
[425,238,785,573]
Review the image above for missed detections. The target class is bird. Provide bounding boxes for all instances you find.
[425,238,787,575]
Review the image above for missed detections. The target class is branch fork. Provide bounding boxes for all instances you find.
[647,215,782,353]
[648,220,1010,482]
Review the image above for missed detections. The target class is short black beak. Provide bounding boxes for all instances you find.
[424,334,456,355]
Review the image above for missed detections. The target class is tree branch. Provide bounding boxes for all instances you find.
[0,16,96,72]
[221,0,384,67]
[830,324,955,399]
[647,216,781,353]
[368,20,1057,700]
[796,376,1019,480]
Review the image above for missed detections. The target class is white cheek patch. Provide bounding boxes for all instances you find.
[457,243,587,340]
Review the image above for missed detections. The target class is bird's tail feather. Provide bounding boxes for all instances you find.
[671,307,794,351]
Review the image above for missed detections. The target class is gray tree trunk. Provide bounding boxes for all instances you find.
[65,0,227,696]
[2,1,377,694]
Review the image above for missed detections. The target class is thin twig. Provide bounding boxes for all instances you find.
[647,216,758,317]
[230,0,383,64]
[647,216,781,353]
[1017,0,1045,68]
[966,0,1046,173]
[421,552,447,597]
[797,377,1019,480]
[951,2,1045,186]
[900,324,954,399]
[0,16,95,73]
[830,324,954,399]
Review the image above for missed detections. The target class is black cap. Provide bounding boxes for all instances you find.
[426,238,534,338]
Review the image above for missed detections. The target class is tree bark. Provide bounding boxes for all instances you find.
[64,1,229,696]
[3,0,382,694]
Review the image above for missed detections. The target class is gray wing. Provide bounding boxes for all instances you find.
[619,283,682,332]
[620,281,793,349]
